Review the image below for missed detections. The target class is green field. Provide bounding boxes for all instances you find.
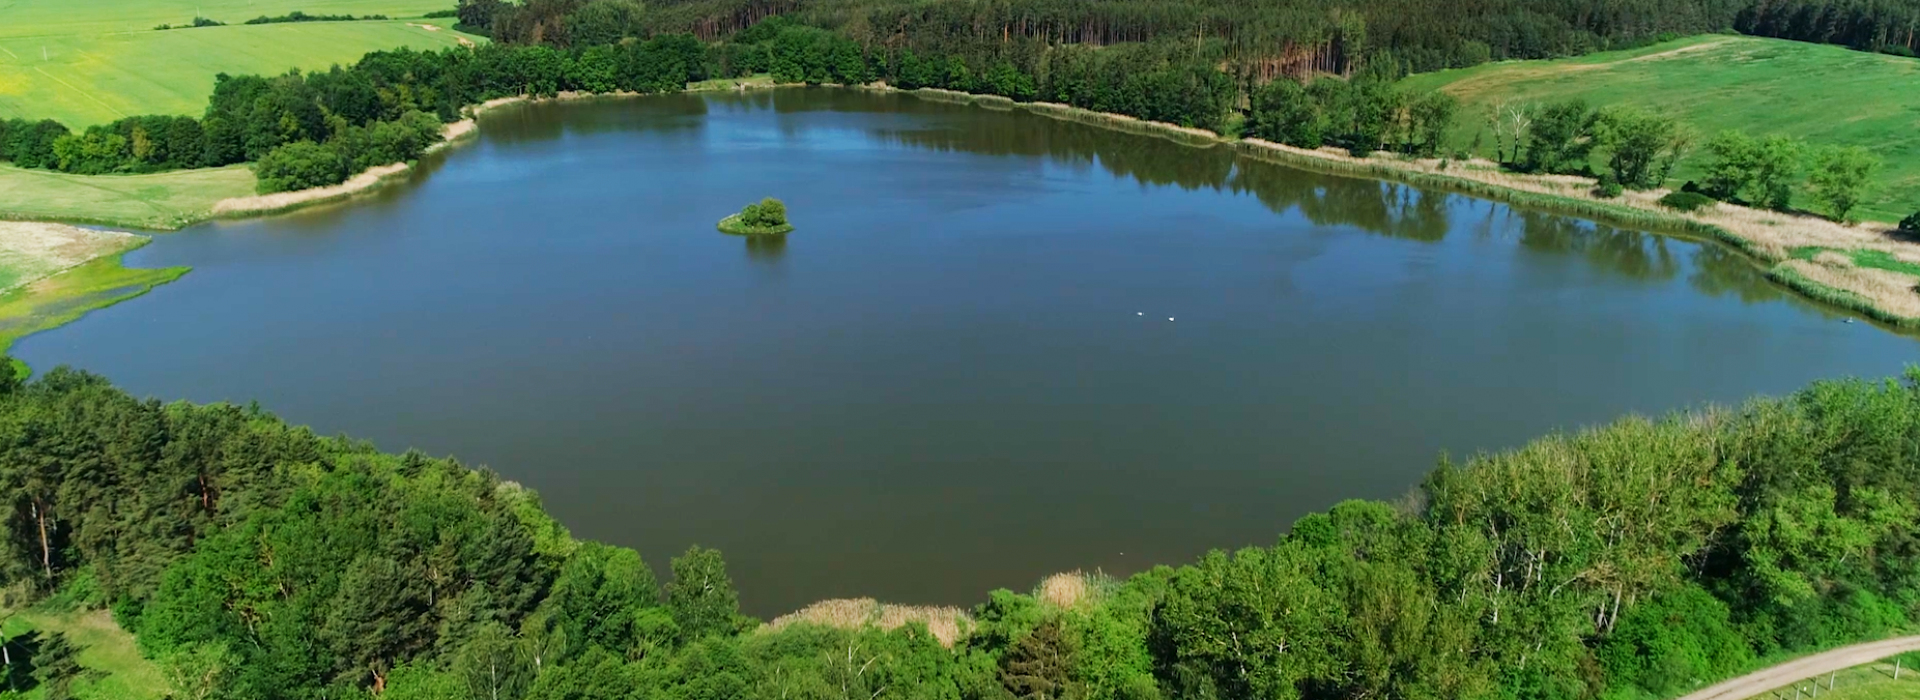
[1400,35,1920,223]
[0,20,479,127]
[0,164,257,229]
[0,0,458,39]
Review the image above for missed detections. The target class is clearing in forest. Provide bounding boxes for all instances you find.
[0,607,167,700]
[0,0,480,127]
[1400,35,1920,223]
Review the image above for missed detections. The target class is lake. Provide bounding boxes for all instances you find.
[17,89,1918,616]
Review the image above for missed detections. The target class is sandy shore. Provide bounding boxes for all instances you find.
[0,221,144,293]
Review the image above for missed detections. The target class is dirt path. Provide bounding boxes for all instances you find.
[1674,636,1920,700]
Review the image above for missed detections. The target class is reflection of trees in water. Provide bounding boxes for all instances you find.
[1687,245,1790,305]
[1514,211,1681,283]
[479,95,710,145]
[876,116,1237,192]
[745,233,787,262]
[881,116,1467,242]
[1227,158,1450,242]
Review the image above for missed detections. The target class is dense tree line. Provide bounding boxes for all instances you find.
[6,359,1920,699]
[1735,0,1920,56]
[1248,77,1458,157]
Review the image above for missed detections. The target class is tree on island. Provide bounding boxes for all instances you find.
[717,197,793,235]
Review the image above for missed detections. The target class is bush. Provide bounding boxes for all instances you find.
[1598,585,1752,697]
[253,140,348,194]
[1660,190,1718,212]
[1901,211,1920,233]
[1595,174,1624,198]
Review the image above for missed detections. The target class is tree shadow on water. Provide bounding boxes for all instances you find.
[745,234,787,263]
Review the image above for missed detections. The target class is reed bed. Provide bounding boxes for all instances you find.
[764,598,973,648]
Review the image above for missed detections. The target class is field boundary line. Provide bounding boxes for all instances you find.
[33,65,126,118]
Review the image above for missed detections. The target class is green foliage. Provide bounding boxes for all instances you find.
[721,198,793,235]
[1660,190,1718,212]
[1525,99,1598,174]
[1599,584,1752,697]
[1001,619,1076,700]
[252,140,348,194]
[1597,173,1625,198]
[1807,145,1880,223]
[740,199,787,228]
[666,546,743,644]
[1248,78,1453,158]
[1595,106,1685,189]
[542,542,659,658]
[1900,211,1920,234]
[1704,130,1802,211]
[1248,79,1324,149]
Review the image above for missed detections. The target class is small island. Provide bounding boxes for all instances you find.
[717,198,794,235]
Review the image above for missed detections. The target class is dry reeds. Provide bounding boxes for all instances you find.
[1036,571,1093,609]
[765,598,973,647]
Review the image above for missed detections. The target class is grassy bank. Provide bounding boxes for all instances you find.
[1399,35,1920,223]
[0,164,257,231]
[0,247,189,354]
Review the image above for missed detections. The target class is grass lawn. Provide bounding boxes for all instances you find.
[0,164,257,230]
[1,608,166,700]
[1399,35,1920,223]
[0,20,481,127]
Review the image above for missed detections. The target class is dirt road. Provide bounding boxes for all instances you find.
[1675,636,1920,700]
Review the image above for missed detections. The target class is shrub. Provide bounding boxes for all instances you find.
[1595,174,1624,198]
[1901,211,1920,233]
[1660,191,1718,212]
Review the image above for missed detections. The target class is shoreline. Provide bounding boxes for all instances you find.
[3,80,1916,348]
[881,85,1920,328]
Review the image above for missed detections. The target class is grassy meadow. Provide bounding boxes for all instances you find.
[1400,35,1920,223]
[0,164,257,230]
[0,20,479,127]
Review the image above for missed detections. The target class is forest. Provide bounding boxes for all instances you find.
[5,357,1920,700]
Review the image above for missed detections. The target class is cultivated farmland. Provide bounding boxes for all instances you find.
[0,0,479,127]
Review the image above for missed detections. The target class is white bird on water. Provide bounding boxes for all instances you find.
[1168,317,1175,321]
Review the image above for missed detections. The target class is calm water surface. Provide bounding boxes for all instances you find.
[18,90,1918,614]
